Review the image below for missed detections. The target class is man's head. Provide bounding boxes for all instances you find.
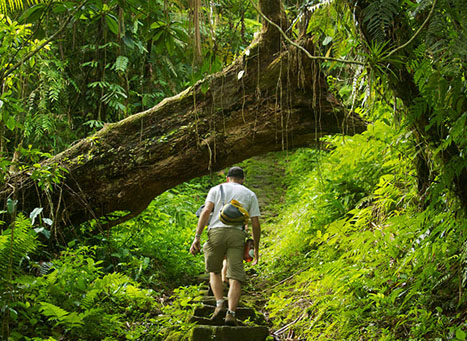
[227,166,244,183]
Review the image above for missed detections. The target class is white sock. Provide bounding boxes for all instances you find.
[216,299,224,308]
[227,310,236,317]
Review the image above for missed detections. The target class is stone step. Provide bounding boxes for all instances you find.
[189,316,227,326]
[191,325,269,341]
[193,305,260,322]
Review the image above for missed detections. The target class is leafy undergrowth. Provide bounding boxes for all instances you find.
[2,122,466,340]
[259,122,467,340]
[0,177,216,340]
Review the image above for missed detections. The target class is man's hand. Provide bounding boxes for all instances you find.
[252,249,259,266]
[251,216,261,266]
[190,238,201,255]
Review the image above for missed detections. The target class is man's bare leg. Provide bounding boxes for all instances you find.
[210,272,224,300]
[221,258,228,283]
[225,279,241,326]
[210,272,226,321]
[228,279,241,312]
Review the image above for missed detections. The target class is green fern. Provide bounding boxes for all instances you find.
[425,0,467,68]
[0,214,37,288]
[81,288,99,309]
[408,97,428,121]
[39,302,84,328]
[112,55,129,73]
[362,0,400,41]
[23,113,56,142]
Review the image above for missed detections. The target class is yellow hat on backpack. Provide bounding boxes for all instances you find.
[220,199,249,225]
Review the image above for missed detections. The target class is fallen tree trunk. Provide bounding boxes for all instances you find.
[1,0,366,240]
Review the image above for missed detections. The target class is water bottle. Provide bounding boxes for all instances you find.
[244,238,254,262]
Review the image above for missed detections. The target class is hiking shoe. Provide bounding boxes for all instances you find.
[225,312,238,326]
[210,306,225,322]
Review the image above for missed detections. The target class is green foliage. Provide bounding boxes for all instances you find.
[1,0,260,166]
[3,245,163,340]
[158,285,203,340]
[362,0,400,42]
[1,171,222,339]
[0,0,41,14]
[95,176,221,288]
[1,1,466,340]
[261,120,466,339]
[0,214,37,288]
[2,242,206,340]
[0,14,79,157]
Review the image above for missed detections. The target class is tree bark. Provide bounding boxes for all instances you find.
[0,0,366,240]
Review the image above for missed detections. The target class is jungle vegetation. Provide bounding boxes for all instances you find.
[0,0,466,339]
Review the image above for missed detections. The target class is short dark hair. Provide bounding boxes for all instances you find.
[227,166,244,179]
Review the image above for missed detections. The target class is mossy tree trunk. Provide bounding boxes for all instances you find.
[0,0,366,240]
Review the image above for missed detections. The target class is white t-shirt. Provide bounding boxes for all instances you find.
[205,182,260,229]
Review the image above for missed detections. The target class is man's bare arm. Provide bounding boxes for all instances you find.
[251,216,261,265]
[190,202,214,255]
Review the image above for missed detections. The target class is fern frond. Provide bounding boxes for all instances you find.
[409,97,429,121]
[362,0,399,41]
[81,288,99,309]
[39,302,69,320]
[113,55,129,73]
[412,0,432,17]
[0,214,37,288]
[425,12,449,57]
[39,302,85,328]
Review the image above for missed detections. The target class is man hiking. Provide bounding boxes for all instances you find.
[190,166,261,326]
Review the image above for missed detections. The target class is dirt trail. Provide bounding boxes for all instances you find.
[244,151,288,223]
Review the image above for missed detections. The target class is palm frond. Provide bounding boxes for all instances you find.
[0,0,42,14]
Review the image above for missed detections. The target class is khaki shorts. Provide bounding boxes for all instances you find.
[203,228,246,283]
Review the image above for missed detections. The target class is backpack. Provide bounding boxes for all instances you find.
[196,184,249,226]
[219,185,249,225]
[195,204,212,224]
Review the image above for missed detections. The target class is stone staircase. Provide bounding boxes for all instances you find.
[187,285,270,341]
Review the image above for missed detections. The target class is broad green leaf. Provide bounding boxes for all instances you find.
[456,329,466,341]
[6,114,15,130]
[19,4,46,23]
[34,227,51,239]
[323,36,333,46]
[105,14,119,35]
[43,218,53,226]
[7,198,17,214]
[29,207,43,225]
[150,21,166,30]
